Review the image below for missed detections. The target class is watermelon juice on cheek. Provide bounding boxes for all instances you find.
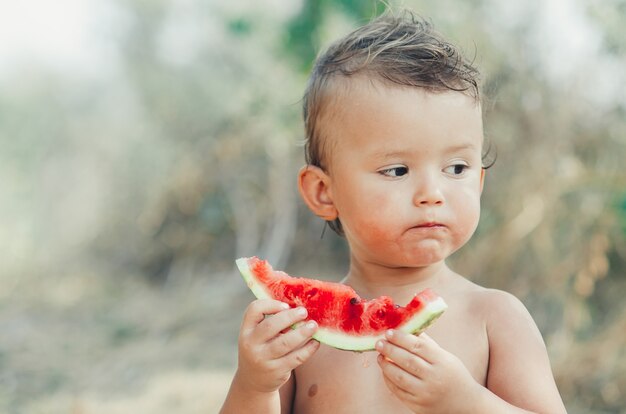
[336,181,468,267]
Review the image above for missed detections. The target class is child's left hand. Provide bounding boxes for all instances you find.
[376,330,481,414]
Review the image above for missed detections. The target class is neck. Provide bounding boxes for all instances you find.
[341,256,450,303]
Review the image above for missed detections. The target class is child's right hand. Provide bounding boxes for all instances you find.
[233,299,320,394]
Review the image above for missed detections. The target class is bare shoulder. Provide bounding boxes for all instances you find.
[473,288,541,335]
[442,277,535,327]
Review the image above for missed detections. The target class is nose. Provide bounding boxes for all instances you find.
[413,173,444,206]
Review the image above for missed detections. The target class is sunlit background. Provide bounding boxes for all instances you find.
[0,0,625,413]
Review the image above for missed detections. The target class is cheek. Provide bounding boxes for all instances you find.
[362,191,393,218]
[450,186,482,237]
[339,190,400,240]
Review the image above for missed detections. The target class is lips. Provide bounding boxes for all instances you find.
[403,221,447,237]
[415,222,445,228]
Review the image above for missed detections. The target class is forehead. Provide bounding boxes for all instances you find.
[319,76,483,164]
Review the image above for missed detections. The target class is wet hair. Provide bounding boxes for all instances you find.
[302,10,490,235]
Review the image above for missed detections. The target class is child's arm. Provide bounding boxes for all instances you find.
[220,299,320,414]
[481,290,567,413]
[375,290,567,414]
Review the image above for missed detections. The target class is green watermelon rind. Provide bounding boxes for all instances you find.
[237,257,273,301]
[236,257,448,352]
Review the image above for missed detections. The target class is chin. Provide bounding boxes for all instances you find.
[402,244,452,262]
[384,250,448,268]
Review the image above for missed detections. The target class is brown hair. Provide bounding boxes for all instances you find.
[302,11,483,235]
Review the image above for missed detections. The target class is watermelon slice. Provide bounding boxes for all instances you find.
[236,257,447,352]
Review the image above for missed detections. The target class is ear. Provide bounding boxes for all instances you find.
[298,165,338,221]
[480,168,486,194]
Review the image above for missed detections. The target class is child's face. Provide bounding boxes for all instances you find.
[323,78,484,268]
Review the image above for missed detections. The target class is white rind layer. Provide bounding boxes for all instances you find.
[237,257,272,300]
[236,257,448,352]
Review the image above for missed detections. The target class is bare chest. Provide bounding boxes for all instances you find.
[291,308,489,413]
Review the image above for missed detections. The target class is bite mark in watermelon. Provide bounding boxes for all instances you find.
[236,257,447,352]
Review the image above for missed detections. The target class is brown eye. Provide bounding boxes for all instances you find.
[444,164,468,176]
[380,166,408,177]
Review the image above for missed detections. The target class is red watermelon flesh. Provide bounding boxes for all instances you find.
[236,257,447,351]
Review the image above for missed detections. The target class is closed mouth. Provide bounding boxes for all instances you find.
[415,222,445,228]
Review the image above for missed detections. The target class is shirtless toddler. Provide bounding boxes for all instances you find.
[221,11,567,414]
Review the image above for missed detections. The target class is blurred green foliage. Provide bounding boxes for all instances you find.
[0,0,625,412]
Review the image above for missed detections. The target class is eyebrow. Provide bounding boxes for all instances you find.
[372,142,478,159]
[370,149,411,160]
[444,142,479,153]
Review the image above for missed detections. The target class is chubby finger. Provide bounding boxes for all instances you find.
[283,338,321,370]
[377,353,422,394]
[255,306,309,342]
[268,320,319,359]
[375,338,430,378]
[242,299,290,328]
[385,330,439,364]
[380,369,416,406]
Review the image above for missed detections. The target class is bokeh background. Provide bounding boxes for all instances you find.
[1,0,625,413]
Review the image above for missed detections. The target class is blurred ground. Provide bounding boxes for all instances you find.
[0,264,247,414]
